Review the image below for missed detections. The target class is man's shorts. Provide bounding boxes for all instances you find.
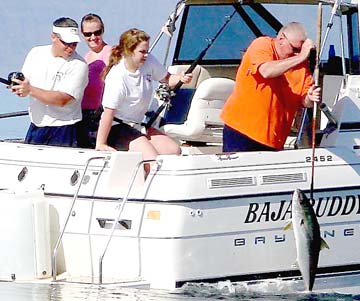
[222,125,276,152]
[25,122,78,147]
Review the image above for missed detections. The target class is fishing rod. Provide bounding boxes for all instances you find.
[0,77,11,86]
[0,110,28,119]
[144,9,237,129]
[310,2,323,201]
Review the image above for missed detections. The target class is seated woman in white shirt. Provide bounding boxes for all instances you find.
[96,28,192,163]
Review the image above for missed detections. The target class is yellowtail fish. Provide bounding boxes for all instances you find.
[284,188,329,291]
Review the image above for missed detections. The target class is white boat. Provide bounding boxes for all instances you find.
[0,0,360,293]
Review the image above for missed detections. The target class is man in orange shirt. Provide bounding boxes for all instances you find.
[221,22,321,152]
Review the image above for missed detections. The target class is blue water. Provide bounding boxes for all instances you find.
[0,280,358,300]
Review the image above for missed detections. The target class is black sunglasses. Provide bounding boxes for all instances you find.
[283,33,302,53]
[58,38,78,48]
[83,29,103,37]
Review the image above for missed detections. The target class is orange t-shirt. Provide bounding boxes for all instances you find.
[221,36,314,150]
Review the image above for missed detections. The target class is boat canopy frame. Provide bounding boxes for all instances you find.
[186,0,357,9]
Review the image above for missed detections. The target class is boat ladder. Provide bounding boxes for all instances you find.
[98,159,158,284]
[51,156,160,284]
[51,155,108,281]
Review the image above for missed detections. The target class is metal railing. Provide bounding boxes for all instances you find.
[98,159,158,284]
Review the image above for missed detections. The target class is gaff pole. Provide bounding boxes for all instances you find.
[310,2,322,201]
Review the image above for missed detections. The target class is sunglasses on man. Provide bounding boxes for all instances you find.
[282,33,302,53]
[58,38,78,48]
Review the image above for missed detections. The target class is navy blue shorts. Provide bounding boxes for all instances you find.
[25,123,78,147]
[222,125,276,152]
[108,123,144,151]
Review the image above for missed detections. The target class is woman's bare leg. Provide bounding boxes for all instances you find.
[129,136,159,174]
[147,127,181,155]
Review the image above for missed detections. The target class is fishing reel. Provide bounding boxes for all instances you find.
[0,71,25,86]
[154,83,175,104]
[8,72,25,86]
[143,83,176,128]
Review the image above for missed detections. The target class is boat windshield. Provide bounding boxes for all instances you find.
[173,3,282,65]
[173,3,360,72]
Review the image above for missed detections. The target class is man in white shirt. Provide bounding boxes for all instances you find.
[11,17,88,147]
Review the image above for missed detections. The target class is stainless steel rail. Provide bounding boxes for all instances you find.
[98,159,158,284]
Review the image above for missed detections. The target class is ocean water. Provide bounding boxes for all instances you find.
[0,280,359,301]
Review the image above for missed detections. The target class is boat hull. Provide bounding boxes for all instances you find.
[0,142,359,291]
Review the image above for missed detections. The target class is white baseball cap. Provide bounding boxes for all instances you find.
[53,25,80,43]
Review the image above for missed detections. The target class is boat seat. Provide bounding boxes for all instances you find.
[147,64,211,120]
[320,75,344,130]
[321,75,343,107]
[168,64,211,89]
[161,77,235,144]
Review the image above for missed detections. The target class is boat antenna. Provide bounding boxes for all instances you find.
[144,9,237,129]
[310,2,323,201]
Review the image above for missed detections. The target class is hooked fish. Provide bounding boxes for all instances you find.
[284,188,329,291]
